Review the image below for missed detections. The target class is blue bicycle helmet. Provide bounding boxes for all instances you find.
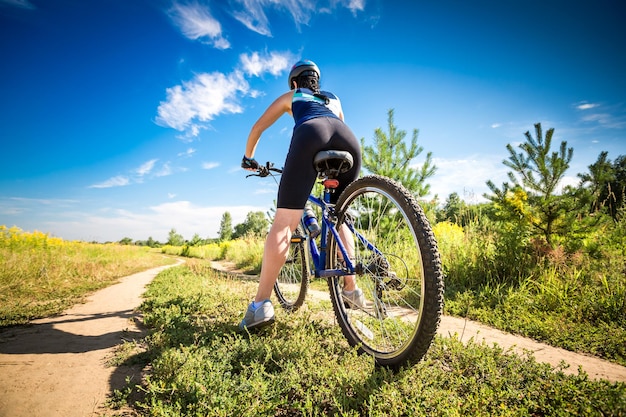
[288,60,320,89]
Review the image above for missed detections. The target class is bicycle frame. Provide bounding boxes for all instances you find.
[304,190,382,279]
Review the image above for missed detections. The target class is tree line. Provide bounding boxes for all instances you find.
[121,109,625,249]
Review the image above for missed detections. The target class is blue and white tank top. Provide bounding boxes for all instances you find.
[292,88,342,128]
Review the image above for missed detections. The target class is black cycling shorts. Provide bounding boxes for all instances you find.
[277,117,361,209]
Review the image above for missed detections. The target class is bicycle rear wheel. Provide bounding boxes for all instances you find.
[274,225,309,311]
[327,175,444,368]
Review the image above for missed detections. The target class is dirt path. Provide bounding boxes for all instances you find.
[0,259,623,417]
[0,260,182,417]
[212,261,626,383]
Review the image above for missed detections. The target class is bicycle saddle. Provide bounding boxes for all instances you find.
[313,150,353,178]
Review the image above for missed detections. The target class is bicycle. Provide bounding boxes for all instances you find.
[248,150,444,368]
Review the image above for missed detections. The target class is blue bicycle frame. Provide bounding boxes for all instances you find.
[304,190,383,279]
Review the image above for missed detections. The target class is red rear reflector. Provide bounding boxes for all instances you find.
[323,179,339,189]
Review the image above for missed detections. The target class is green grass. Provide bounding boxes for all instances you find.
[161,238,264,274]
[0,225,176,326]
[112,260,626,416]
[433,220,626,366]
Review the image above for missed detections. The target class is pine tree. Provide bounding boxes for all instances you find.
[361,109,436,198]
[486,123,573,245]
[219,212,233,241]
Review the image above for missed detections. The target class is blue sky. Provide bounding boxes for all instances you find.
[1,0,625,242]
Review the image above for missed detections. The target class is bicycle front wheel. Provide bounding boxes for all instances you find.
[274,225,309,311]
[327,175,444,368]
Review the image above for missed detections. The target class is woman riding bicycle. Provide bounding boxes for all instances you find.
[240,59,363,330]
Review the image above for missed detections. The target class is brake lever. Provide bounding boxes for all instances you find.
[245,162,275,178]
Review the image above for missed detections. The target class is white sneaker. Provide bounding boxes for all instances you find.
[342,288,365,309]
[239,300,275,330]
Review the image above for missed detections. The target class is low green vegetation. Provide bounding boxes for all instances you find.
[161,237,264,274]
[160,210,626,368]
[109,261,625,416]
[0,226,175,327]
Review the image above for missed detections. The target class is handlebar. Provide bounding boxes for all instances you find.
[246,161,283,178]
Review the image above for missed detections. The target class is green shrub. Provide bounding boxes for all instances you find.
[131,262,626,416]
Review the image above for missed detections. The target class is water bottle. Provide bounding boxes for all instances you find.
[302,205,321,238]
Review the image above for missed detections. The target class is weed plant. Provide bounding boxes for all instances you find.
[162,237,264,274]
[159,214,626,367]
[120,261,626,416]
[0,225,174,326]
[433,215,626,366]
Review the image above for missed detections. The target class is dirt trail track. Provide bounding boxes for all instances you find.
[0,260,624,417]
[0,261,182,417]
[211,261,626,383]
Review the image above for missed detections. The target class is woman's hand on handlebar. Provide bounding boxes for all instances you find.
[241,155,259,171]
[243,158,282,178]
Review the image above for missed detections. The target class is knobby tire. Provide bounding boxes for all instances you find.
[327,175,444,368]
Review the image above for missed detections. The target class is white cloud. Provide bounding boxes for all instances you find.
[88,175,130,189]
[168,1,230,49]
[581,113,612,124]
[156,50,295,138]
[156,71,249,136]
[425,155,508,203]
[55,201,262,242]
[426,154,585,204]
[155,162,173,177]
[231,0,273,36]
[253,187,276,195]
[345,0,366,14]
[202,161,220,170]
[573,102,626,129]
[178,148,196,157]
[240,51,293,77]
[3,198,266,242]
[135,159,158,176]
[89,160,174,189]
[231,0,367,36]
[576,102,599,110]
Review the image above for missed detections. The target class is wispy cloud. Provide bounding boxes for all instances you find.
[253,187,276,195]
[155,162,173,177]
[89,175,130,189]
[575,101,626,129]
[178,148,196,158]
[231,0,367,36]
[0,197,78,217]
[89,159,173,189]
[135,159,158,176]
[202,161,219,170]
[231,0,275,36]
[575,101,599,111]
[0,0,35,9]
[168,1,230,49]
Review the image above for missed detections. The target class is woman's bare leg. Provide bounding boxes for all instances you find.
[254,208,302,302]
[339,223,357,291]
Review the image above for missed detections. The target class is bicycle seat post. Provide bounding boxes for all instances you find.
[312,150,354,204]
